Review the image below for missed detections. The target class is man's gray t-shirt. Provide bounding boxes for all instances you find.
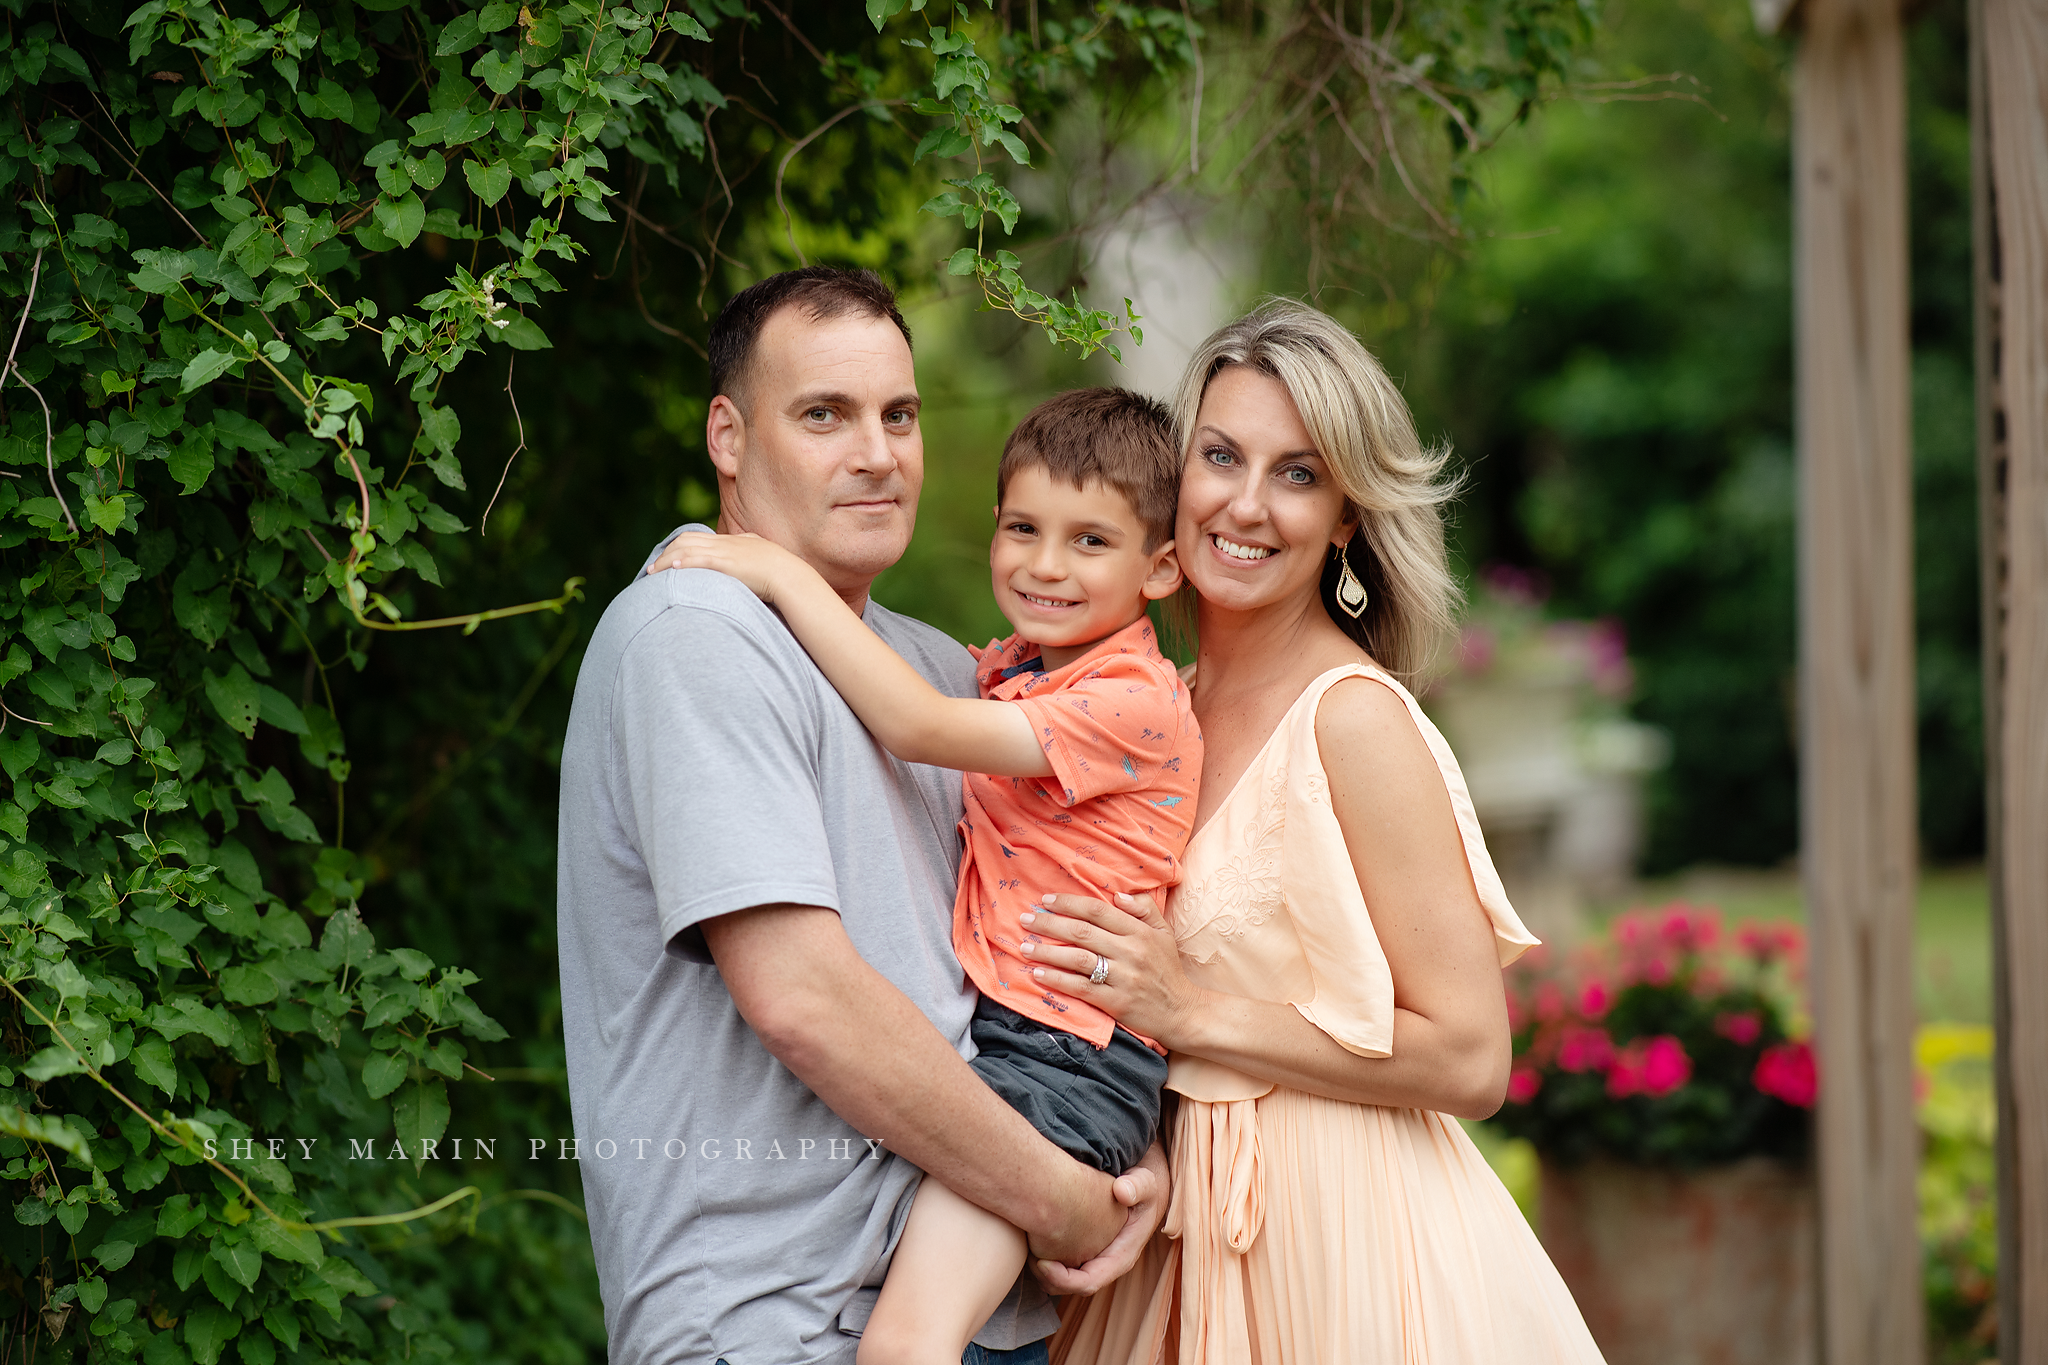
[557,529,1057,1363]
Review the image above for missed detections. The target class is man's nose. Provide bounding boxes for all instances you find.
[845,412,901,478]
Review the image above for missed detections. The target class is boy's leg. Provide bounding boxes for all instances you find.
[857,1178,1029,1365]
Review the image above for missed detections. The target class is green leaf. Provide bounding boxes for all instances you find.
[360,1050,407,1099]
[219,966,279,1005]
[477,1,517,31]
[435,12,481,52]
[130,1034,177,1094]
[392,1079,450,1171]
[22,1045,88,1081]
[205,664,262,738]
[166,431,216,494]
[249,1216,322,1267]
[463,157,512,206]
[158,1193,208,1238]
[95,1236,137,1270]
[180,348,239,394]
[491,313,552,350]
[374,192,426,248]
[419,403,462,457]
[257,685,309,735]
[0,1104,92,1162]
[184,1300,240,1365]
[946,247,978,276]
[211,1240,263,1290]
[75,1275,107,1313]
[287,156,339,204]
[473,47,523,95]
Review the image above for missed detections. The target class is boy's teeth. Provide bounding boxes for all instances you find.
[1214,536,1275,561]
[1023,593,1074,607]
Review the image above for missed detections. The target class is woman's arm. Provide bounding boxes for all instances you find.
[650,533,1051,777]
[1018,676,1512,1118]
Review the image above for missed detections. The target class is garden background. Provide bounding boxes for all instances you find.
[0,0,1998,1361]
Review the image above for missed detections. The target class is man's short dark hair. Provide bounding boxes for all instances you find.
[708,267,913,409]
[997,388,1181,551]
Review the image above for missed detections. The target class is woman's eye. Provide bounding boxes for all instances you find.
[1204,446,1236,466]
[1282,466,1315,485]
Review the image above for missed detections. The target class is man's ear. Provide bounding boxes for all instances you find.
[706,394,746,478]
[1141,540,1183,601]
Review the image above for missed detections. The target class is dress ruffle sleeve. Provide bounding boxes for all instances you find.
[1282,665,1539,1059]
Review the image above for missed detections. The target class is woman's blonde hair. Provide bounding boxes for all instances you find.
[1171,299,1462,685]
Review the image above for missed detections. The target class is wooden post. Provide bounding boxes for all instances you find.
[1791,1,1925,1362]
[1973,1,2048,1358]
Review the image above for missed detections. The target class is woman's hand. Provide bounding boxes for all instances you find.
[1018,892,1203,1048]
[645,531,803,603]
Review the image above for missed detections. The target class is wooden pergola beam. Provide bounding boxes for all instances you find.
[1787,0,1926,1361]
[1973,1,2048,1357]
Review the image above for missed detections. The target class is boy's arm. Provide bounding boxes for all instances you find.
[652,532,1052,777]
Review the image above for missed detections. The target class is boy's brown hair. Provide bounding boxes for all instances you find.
[996,388,1181,550]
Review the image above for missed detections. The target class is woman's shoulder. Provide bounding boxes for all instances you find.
[1307,667,1443,790]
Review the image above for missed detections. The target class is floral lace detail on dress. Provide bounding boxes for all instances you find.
[1174,764,1288,955]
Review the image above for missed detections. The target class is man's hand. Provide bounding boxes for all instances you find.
[647,530,810,603]
[1030,1139,1169,1296]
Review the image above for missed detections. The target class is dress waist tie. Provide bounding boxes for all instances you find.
[1164,1096,1265,1365]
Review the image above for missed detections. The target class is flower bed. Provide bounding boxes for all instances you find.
[1492,904,1814,1167]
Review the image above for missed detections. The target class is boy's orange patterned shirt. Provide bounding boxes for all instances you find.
[955,617,1202,1050]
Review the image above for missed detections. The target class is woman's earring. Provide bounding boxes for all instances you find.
[1335,543,1369,619]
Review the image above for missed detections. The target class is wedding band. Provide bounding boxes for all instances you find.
[1089,954,1110,986]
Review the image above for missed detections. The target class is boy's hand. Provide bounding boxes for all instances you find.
[646,531,802,603]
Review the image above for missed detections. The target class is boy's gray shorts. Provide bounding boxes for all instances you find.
[968,996,1167,1174]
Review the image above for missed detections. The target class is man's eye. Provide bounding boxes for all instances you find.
[807,407,832,423]
[885,409,915,426]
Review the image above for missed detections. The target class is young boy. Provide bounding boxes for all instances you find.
[650,387,1199,1364]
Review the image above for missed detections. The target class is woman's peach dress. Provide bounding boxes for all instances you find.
[1053,664,1607,1365]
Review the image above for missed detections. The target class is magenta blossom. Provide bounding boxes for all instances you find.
[1507,1067,1543,1105]
[1556,1025,1615,1074]
[1754,1041,1818,1107]
[1606,1035,1692,1100]
[1714,1011,1763,1046]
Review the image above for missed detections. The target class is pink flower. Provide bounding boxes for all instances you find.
[1507,1067,1543,1105]
[1638,1036,1692,1095]
[1605,1035,1692,1100]
[1736,920,1803,966]
[1715,1011,1763,1046]
[1533,981,1567,1024]
[1556,1025,1615,1074]
[1577,978,1612,1019]
[1458,624,1497,675]
[1753,1041,1818,1107]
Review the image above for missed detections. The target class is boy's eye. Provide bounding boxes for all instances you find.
[1077,534,1108,549]
[1007,521,1037,536]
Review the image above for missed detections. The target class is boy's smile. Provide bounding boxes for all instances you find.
[989,466,1182,671]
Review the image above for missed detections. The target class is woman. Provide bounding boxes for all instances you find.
[1020,302,1607,1363]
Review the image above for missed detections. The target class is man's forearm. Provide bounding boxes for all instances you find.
[703,904,1112,1248]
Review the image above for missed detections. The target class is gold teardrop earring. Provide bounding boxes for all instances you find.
[1335,541,1369,619]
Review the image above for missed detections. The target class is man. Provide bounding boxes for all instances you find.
[557,266,1166,1365]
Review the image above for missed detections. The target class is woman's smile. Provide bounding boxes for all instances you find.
[1210,534,1277,562]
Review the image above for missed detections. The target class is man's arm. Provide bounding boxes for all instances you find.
[650,533,1051,777]
[702,902,1125,1264]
